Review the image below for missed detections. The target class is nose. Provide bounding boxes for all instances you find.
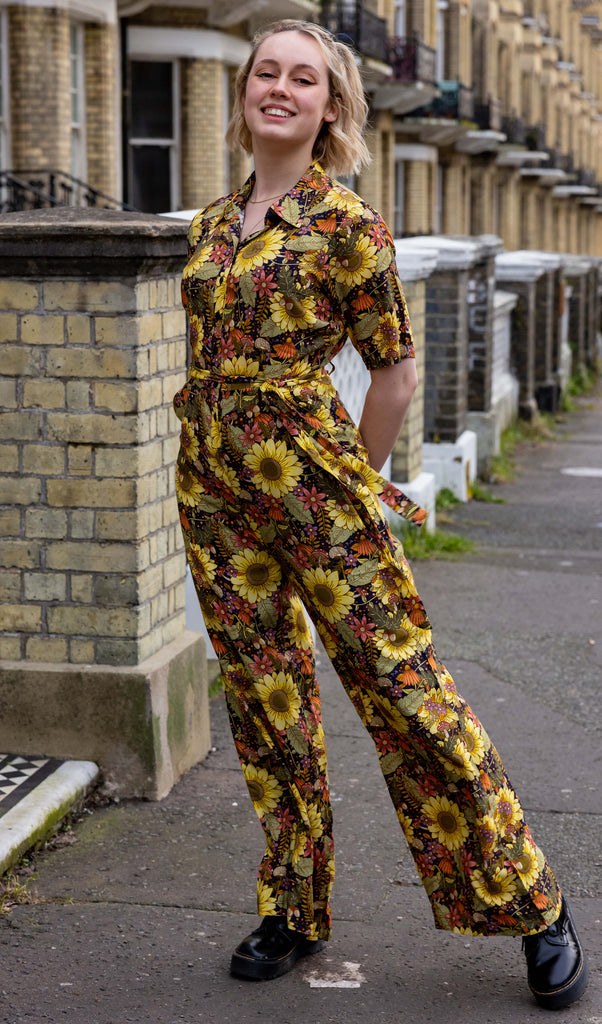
[270,74,290,97]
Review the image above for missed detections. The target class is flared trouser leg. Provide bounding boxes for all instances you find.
[183,493,562,943]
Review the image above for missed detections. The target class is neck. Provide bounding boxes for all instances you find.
[251,145,314,201]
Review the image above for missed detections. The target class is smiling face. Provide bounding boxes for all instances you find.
[243,30,337,161]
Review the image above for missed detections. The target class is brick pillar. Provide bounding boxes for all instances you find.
[390,276,427,483]
[181,58,226,210]
[495,253,544,420]
[84,21,120,199]
[404,160,432,234]
[564,258,591,374]
[357,119,383,214]
[8,6,71,171]
[0,209,210,799]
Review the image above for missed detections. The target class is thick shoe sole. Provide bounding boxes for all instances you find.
[231,936,325,981]
[529,949,589,1010]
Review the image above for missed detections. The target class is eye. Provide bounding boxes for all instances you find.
[296,77,314,86]
[256,70,275,79]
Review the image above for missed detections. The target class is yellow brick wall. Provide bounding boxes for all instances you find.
[181,58,227,209]
[391,279,425,482]
[8,6,71,171]
[84,21,119,198]
[0,268,187,666]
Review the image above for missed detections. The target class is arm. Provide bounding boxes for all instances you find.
[358,359,418,472]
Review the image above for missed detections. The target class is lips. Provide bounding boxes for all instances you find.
[262,106,294,118]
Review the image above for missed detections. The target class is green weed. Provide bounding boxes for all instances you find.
[393,523,473,561]
[0,871,38,915]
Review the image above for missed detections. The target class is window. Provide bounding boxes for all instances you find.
[0,10,10,172]
[436,1,448,82]
[128,60,179,212]
[394,0,407,37]
[70,23,86,183]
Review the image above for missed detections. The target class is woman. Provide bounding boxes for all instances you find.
[173,19,588,1009]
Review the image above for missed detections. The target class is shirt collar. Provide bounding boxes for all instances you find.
[221,161,333,229]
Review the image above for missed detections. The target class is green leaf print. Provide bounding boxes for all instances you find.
[376,246,393,273]
[294,857,315,878]
[238,272,257,308]
[379,750,405,775]
[354,311,380,341]
[336,620,362,651]
[329,524,353,545]
[285,234,326,252]
[396,689,424,716]
[258,599,278,629]
[287,724,309,755]
[192,261,222,281]
[279,197,301,223]
[347,559,380,585]
[282,493,314,525]
[259,318,284,338]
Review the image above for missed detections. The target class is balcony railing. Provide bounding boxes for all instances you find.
[576,167,595,187]
[321,1,389,64]
[0,169,136,214]
[473,98,502,132]
[388,35,436,85]
[524,124,546,151]
[501,115,526,145]
[412,81,474,121]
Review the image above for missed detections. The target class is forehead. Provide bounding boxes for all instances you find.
[252,30,328,73]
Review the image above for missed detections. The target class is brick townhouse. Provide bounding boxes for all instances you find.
[1,0,602,253]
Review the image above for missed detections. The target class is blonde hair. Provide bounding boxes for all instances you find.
[226,19,371,177]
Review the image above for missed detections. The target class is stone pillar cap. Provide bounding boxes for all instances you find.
[495,251,549,281]
[397,235,482,271]
[494,288,520,310]
[511,249,564,270]
[393,241,438,281]
[445,233,504,260]
[561,254,599,273]
[0,207,187,278]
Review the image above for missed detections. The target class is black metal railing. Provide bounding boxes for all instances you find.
[524,123,546,150]
[576,167,596,188]
[388,35,437,84]
[321,1,389,64]
[501,114,526,145]
[0,169,136,214]
[473,97,502,132]
[412,81,474,121]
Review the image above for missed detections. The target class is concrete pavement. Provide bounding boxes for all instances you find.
[1,387,600,1024]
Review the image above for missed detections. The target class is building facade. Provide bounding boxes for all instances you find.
[1,0,602,253]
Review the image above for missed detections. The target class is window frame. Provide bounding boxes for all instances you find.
[128,57,180,212]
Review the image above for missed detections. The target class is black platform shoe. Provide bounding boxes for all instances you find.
[523,898,588,1010]
[230,916,325,980]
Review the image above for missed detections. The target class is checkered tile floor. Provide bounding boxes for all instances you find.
[0,754,64,819]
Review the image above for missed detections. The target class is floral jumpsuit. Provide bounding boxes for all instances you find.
[174,162,561,942]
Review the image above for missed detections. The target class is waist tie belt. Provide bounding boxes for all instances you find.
[187,365,426,527]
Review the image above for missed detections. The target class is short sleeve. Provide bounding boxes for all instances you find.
[331,213,414,370]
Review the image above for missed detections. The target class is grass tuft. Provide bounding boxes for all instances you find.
[393,523,474,561]
[0,871,38,915]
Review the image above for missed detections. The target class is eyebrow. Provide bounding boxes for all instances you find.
[254,59,321,74]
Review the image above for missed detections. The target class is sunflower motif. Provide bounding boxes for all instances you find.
[243,763,283,816]
[244,437,303,498]
[233,228,285,274]
[377,696,410,734]
[372,311,401,357]
[375,621,423,661]
[513,838,542,889]
[182,244,215,279]
[302,566,354,624]
[463,719,486,766]
[256,671,302,731]
[330,234,378,287]
[495,786,523,831]
[396,809,415,844]
[325,499,363,530]
[221,354,260,378]
[176,466,205,507]
[422,794,469,851]
[471,867,518,906]
[231,548,281,603]
[270,290,318,332]
[372,565,409,605]
[440,739,478,781]
[207,455,242,496]
[288,599,313,650]
[187,542,217,587]
[305,803,324,840]
[257,880,278,915]
[323,188,366,218]
[476,813,498,852]
[416,687,460,734]
[213,275,228,314]
[179,418,200,462]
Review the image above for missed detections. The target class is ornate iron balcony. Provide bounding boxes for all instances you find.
[321,1,389,64]
[473,98,502,132]
[388,35,436,85]
[412,81,474,120]
[501,115,526,145]
[0,169,136,215]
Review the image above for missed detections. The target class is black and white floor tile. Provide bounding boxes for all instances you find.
[0,754,64,819]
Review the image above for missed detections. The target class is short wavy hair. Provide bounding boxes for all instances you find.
[226,19,371,177]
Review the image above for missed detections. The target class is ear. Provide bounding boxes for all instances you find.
[323,104,338,124]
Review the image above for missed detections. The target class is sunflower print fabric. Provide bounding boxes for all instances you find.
[174,161,561,942]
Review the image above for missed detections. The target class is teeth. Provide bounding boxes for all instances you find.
[264,108,292,118]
